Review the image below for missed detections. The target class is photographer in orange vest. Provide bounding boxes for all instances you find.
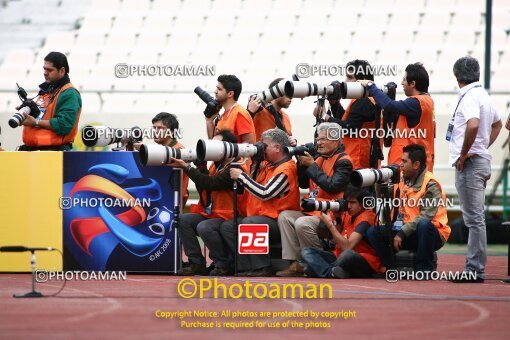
[20,51,82,151]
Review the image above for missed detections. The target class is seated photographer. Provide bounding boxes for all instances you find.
[221,128,301,277]
[169,130,244,276]
[317,59,378,169]
[205,74,256,144]
[247,77,297,146]
[358,63,435,172]
[366,144,451,272]
[301,188,383,278]
[19,51,82,151]
[276,123,353,277]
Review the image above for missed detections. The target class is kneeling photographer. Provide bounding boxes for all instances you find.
[221,128,301,277]
[276,123,353,277]
[300,188,383,278]
[16,52,82,151]
[168,130,243,276]
[366,144,451,273]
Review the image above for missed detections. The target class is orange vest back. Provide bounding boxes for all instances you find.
[253,107,292,141]
[334,209,384,273]
[246,159,300,219]
[215,105,255,142]
[303,152,352,217]
[22,83,81,146]
[388,94,435,171]
[189,163,235,220]
[342,98,377,169]
[395,171,451,242]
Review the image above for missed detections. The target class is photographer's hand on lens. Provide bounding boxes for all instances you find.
[298,151,314,167]
[393,235,403,251]
[327,80,342,101]
[319,212,334,230]
[357,80,371,88]
[288,135,297,147]
[247,96,262,113]
[21,112,36,127]
[230,168,243,180]
[167,157,188,169]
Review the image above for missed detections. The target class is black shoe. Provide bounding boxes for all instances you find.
[177,263,208,276]
[210,266,234,276]
[331,266,350,279]
[247,267,275,277]
[235,270,251,277]
[502,278,510,284]
[450,274,484,283]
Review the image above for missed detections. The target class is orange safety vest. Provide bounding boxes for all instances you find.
[302,152,352,217]
[334,209,384,273]
[388,94,435,171]
[173,141,189,206]
[395,171,451,242]
[253,107,292,141]
[246,159,300,219]
[215,104,255,142]
[342,98,378,169]
[189,163,234,220]
[22,83,81,146]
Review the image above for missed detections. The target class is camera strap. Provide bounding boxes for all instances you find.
[266,104,288,134]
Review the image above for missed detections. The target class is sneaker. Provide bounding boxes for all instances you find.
[331,266,350,279]
[276,261,305,277]
[177,263,208,276]
[210,266,234,276]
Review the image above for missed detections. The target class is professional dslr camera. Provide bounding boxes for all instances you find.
[350,164,400,187]
[301,198,348,213]
[8,83,41,128]
[138,144,197,166]
[285,142,318,158]
[196,139,266,163]
[194,86,219,118]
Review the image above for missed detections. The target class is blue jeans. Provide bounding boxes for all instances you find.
[301,248,374,278]
[366,219,443,271]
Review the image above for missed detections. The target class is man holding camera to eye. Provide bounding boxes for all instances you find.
[221,128,301,277]
[276,123,353,277]
[301,188,383,278]
[358,62,435,172]
[205,74,256,144]
[366,144,451,274]
[19,51,82,151]
[316,59,378,169]
[247,77,297,146]
[168,130,244,276]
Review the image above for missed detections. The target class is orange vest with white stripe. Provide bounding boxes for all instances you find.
[246,159,300,219]
[22,83,81,146]
[388,94,435,171]
[253,107,292,141]
[342,98,377,169]
[303,152,352,217]
[334,209,384,273]
[395,171,451,242]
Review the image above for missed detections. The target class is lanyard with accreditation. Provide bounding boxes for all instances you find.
[446,84,482,141]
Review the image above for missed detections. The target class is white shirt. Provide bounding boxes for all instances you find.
[448,82,501,166]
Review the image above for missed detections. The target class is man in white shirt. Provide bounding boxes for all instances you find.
[449,56,502,283]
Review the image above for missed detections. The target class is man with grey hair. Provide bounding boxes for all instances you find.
[449,56,502,283]
[221,128,301,277]
[276,122,353,277]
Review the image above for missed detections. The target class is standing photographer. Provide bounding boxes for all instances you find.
[168,130,245,276]
[366,144,451,273]
[205,74,256,144]
[248,77,297,146]
[359,63,435,171]
[221,128,301,277]
[276,123,353,277]
[301,188,383,278]
[19,51,82,151]
[318,59,378,169]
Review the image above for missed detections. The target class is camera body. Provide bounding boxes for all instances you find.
[301,198,348,212]
[350,164,400,188]
[286,142,318,158]
[138,144,197,166]
[194,86,218,118]
[8,83,41,128]
[283,80,398,100]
